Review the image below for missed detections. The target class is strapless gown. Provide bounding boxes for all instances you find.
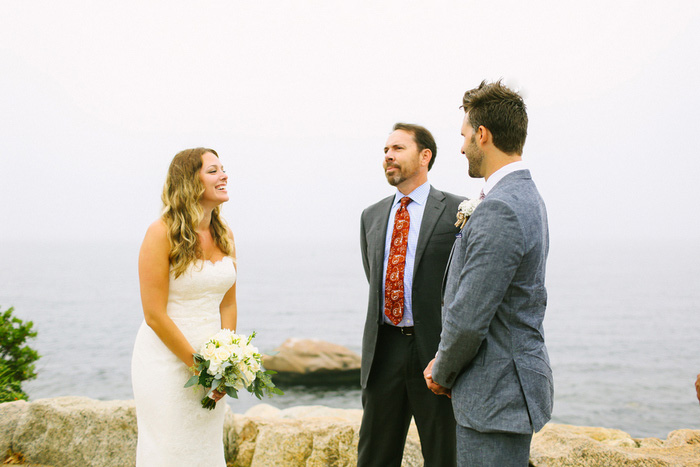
[131,257,236,466]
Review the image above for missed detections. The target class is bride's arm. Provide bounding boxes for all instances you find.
[219,285,237,331]
[139,219,197,367]
[219,230,237,331]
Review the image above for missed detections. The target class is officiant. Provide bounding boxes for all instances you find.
[358,123,464,466]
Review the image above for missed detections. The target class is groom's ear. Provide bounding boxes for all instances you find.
[476,125,491,147]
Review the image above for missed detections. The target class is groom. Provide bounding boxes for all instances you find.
[359,123,463,466]
[425,81,553,466]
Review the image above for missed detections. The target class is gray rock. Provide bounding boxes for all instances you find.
[530,423,700,467]
[0,398,421,466]
[0,399,28,457]
[262,338,361,385]
[229,403,422,466]
[1,396,136,467]
[4,397,698,467]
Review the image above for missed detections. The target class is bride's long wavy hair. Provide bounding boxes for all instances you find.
[161,147,234,278]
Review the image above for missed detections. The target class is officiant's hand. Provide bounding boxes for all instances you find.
[423,358,451,398]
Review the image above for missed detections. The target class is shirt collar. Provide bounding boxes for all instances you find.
[483,161,527,196]
[393,180,430,207]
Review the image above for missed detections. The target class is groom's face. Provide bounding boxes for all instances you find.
[462,113,485,178]
[383,130,422,187]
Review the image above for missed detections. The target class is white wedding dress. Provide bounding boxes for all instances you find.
[131,256,236,466]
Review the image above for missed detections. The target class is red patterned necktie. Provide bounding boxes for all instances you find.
[384,196,412,325]
[479,189,485,200]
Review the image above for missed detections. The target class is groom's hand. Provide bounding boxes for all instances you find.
[423,358,451,398]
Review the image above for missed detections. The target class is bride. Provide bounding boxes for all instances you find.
[131,148,237,466]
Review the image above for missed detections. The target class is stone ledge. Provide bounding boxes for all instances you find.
[1,397,699,466]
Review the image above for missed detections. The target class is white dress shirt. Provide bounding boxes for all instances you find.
[482,160,528,197]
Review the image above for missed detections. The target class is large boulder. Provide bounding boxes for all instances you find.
[227,404,423,467]
[0,396,136,467]
[262,338,361,385]
[531,423,700,466]
[0,398,422,467]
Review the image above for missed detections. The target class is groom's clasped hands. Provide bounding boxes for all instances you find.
[423,358,451,398]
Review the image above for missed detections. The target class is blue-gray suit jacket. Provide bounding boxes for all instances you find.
[432,170,553,434]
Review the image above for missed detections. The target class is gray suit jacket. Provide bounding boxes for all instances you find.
[432,170,553,434]
[360,186,464,388]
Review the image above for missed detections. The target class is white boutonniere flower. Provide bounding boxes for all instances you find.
[454,198,482,229]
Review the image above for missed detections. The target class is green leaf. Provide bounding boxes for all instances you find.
[184,375,199,388]
[0,306,40,402]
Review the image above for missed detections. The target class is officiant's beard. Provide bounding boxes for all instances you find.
[384,153,421,187]
[385,164,419,187]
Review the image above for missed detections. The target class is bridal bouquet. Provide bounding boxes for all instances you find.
[185,329,283,410]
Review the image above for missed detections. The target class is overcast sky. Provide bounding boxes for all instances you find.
[2,1,699,248]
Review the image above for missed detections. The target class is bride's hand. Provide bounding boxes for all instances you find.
[210,387,226,402]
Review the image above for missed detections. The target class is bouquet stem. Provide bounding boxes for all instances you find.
[201,394,217,410]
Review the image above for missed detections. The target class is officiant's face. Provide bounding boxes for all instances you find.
[383,129,423,188]
[462,113,484,178]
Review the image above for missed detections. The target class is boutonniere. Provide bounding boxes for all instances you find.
[454,198,482,229]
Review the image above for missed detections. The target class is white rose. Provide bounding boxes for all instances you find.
[201,343,217,360]
[245,369,256,383]
[241,344,258,358]
[208,361,222,375]
[212,329,230,345]
[214,336,224,347]
[234,362,250,382]
[222,344,237,357]
[215,347,231,363]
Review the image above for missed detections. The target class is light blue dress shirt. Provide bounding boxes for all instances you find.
[381,181,431,327]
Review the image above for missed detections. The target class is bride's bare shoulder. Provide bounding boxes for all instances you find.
[145,218,168,236]
[141,219,170,252]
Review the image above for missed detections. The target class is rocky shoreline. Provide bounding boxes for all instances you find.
[1,397,699,466]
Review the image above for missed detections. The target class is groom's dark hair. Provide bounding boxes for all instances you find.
[461,80,528,155]
[393,122,437,171]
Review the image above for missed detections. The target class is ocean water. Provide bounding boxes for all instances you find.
[0,237,698,439]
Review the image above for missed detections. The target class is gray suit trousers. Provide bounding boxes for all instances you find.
[456,425,532,467]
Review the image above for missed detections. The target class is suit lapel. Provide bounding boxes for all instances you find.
[413,186,445,278]
[441,235,459,300]
[371,197,393,284]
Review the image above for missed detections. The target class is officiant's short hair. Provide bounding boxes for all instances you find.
[392,122,437,171]
[461,80,528,155]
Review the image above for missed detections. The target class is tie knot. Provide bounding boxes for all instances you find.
[400,196,412,208]
[479,190,485,200]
